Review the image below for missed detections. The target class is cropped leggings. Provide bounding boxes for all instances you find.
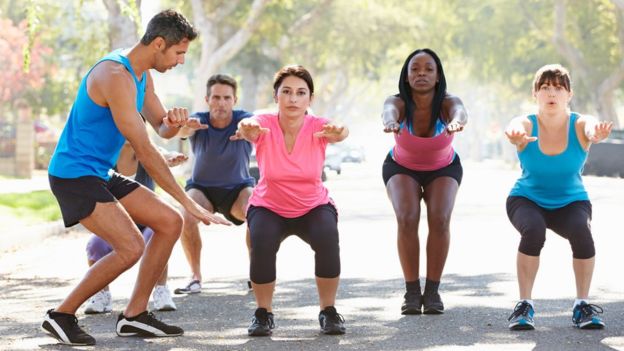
[506,196,595,259]
[247,204,340,284]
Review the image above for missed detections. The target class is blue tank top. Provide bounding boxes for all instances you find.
[48,50,146,180]
[509,113,589,209]
[188,110,255,189]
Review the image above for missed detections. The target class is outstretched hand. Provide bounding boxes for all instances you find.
[184,118,209,131]
[230,120,269,141]
[383,121,401,134]
[589,121,613,143]
[505,129,537,146]
[314,124,345,139]
[446,121,464,135]
[163,150,188,167]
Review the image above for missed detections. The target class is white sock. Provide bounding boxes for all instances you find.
[520,299,534,309]
[573,298,588,308]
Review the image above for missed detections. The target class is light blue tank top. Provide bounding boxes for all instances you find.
[509,113,589,209]
[48,50,146,180]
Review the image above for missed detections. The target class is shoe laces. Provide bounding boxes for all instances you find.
[508,301,532,321]
[142,311,170,328]
[322,307,345,324]
[576,303,604,319]
[253,309,274,328]
[65,314,89,335]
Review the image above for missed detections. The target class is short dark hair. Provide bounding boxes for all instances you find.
[398,48,447,132]
[273,65,314,96]
[532,64,571,93]
[140,9,198,48]
[206,74,238,97]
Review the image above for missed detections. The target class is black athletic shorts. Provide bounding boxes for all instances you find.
[49,173,140,227]
[185,182,251,225]
[382,152,463,187]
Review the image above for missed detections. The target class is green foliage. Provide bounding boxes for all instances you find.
[0,190,61,222]
[116,0,141,33]
[22,0,39,72]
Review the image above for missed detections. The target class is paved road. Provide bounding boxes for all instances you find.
[1,158,623,350]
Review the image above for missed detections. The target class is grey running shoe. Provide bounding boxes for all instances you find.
[174,279,201,295]
[247,308,275,336]
[508,301,535,331]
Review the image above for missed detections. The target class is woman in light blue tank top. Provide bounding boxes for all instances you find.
[504,64,613,331]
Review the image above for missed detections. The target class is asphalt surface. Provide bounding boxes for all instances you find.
[1,156,623,350]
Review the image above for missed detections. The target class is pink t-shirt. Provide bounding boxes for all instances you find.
[248,113,332,218]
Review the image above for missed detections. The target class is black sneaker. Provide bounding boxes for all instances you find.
[422,291,444,314]
[401,291,422,315]
[116,311,183,337]
[247,308,275,336]
[41,309,96,346]
[319,306,346,335]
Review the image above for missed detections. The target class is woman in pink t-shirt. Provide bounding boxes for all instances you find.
[381,48,468,316]
[232,65,349,337]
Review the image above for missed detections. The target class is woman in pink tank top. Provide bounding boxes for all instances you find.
[232,65,349,336]
[381,48,468,315]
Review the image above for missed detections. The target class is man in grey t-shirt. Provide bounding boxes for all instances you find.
[175,74,254,294]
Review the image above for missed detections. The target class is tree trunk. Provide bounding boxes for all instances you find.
[240,67,260,112]
[552,0,622,127]
[190,0,269,111]
[102,0,141,50]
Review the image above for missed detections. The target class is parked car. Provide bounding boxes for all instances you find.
[324,144,343,175]
[341,144,365,163]
[583,129,624,178]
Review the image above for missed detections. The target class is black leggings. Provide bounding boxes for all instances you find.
[506,196,595,259]
[247,204,340,284]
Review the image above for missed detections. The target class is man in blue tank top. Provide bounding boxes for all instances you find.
[42,10,231,346]
[173,74,255,295]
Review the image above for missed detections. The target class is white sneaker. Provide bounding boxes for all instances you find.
[152,285,177,311]
[84,290,112,314]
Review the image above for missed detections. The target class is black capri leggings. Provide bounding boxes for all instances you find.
[506,196,595,259]
[247,204,340,284]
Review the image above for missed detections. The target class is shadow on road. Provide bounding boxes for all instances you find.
[2,273,622,350]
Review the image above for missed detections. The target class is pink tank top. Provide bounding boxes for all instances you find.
[392,127,455,171]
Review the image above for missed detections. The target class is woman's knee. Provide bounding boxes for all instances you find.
[569,230,595,259]
[427,213,451,234]
[396,212,420,233]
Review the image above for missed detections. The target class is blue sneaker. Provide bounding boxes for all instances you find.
[572,302,605,329]
[508,301,535,330]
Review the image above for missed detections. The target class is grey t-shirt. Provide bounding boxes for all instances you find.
[187,110,254,189]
